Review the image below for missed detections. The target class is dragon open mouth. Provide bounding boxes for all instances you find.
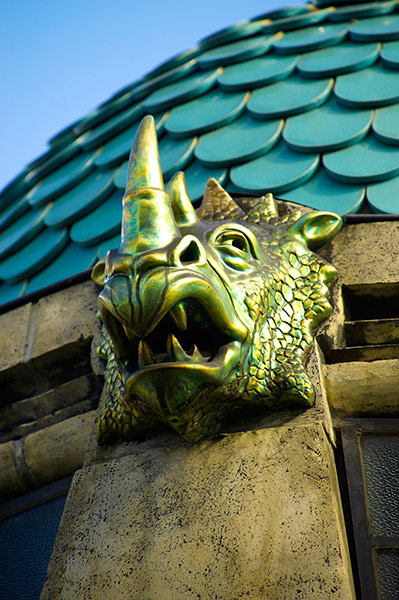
[141,299,231,366]
[101,296,243,388]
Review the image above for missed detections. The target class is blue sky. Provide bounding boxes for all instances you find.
[0,0,286,191]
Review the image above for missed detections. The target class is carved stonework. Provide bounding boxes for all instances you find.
[92,116,342,443]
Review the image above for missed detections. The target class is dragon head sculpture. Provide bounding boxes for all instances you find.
[92,115,342,443]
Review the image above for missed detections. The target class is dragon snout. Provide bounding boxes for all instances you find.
[133,235,207,274]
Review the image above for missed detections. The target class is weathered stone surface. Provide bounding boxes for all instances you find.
[0,302,32,373]
[0,441,25,501]
[42,424,354,600]
[23,411,95,488]
[30,280,100,361]
[319,222,399,287]
[325,359,399,417]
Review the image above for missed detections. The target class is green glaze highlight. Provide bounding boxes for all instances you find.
[92,115,342,443]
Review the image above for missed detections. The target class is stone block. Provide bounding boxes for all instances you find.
[42,424,354,599]
[30,281,99,361]
[325,359,399,416]
[319,222,399,287]
[24,411,95,488]
[0,374,102,441]
[0,303,32,372]
[0,441,25,501]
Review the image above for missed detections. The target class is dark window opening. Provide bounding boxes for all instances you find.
[0,477,71,600]
[341,420,399,600]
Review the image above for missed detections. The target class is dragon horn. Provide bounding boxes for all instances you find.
[120,115,179,254]
[167,172,199,227]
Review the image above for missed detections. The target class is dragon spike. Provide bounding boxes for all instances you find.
[245,193,279,223]
[120,115,179,255]
[167,172,199,227]
[198,178,245,222]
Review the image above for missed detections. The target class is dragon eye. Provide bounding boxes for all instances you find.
[214,230,257,271]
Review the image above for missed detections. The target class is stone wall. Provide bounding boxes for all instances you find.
[2,221,399,598]
[0,280,102,501]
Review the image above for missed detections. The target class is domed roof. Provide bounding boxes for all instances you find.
[0,0,398,306]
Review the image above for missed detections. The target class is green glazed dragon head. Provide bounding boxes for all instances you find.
[92,115,342,443]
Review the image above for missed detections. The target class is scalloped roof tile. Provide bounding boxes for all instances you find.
[1,0,399,305]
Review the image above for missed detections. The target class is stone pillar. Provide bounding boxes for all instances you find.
[41,418,355,599]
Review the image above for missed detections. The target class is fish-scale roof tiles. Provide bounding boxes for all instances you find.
[1,0,399,305]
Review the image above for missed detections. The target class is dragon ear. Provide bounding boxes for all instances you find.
[91,257,106,287]
[197,178,245,221]
[287,211,342,250]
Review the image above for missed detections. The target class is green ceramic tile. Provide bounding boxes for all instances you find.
[367,174,399,214]
[94,112,168,169]
[24,242,98,295]
[142,47,200,81]
[159,136,197,179]
[273,22,348,55]
[282,168,365,215]
[165,89,248,138]
[262,9,331,34]
[114,161,129,190]
[298,42,379,78]
[381,41,399,69]
[335,63,399,108]
[132,59,198,97]
[70,188,123,246]
[198,35,273,69]
[323,134,399,183]
[180,161,227,202]
[250,5,310,22]
[98,233,121,260]
[44,170,115,228]
[75,95,143,138]
[27,151,98,207]
[218,54,298,91]
[0,228,68,283]
[0,280,26,304]
[77,103,144,152]
[373,105,399,145]
[195,114,283,167]
[315,0,374,5]
[349,15,399,42]
[24,141,80,187]
[143,69,219,113]
[94,122,140,169]
[328,1,396,23]
[230,141,319,194]
[199,21,263,51]
[247,75,333,119]
[48,119,81,148]
[0,174,28,212]
[0,193,30,232]
[283,98,372,152]
[0,206,50,260]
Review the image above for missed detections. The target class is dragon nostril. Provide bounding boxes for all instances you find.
[173,235,206,267]
[179,240,202,265]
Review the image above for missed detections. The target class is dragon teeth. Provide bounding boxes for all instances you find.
[188,344,208,363]
[123,324,136,342]
[138,340,155,367]
[169,302,187,331]
[167,334,188,362]
[190,344,202,359]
